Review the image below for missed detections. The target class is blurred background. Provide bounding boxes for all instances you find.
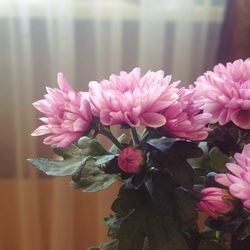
[0,0,250,249]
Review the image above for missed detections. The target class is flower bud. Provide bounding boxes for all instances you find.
[118,147,143,173]
[198,187,234,219]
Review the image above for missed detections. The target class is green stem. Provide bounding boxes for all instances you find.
[99,129,123,150]
[141,128,150,140]
[130,127,140,146]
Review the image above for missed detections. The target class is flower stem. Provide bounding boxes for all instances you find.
[99,129,123,150]
[130,127,140,146]
[141,128,150,140]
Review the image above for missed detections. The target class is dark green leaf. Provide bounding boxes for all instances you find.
[198,239,226,250]
[174,188,198,225]
[88,240,119,250]
[146,213,190,250]
[205,217,243,233]
[27,157,85,176]
[70,160,118,192]
[95,155,117,166]
[169,141,203,159]
[147,137,179,153]
[236,217,250,240]
[208,147,228,172]
[169,163,194,189]
[188,147,229,173]
[130,169,147,190]
[107,185,190,250]
[231,234,250,249]
[149,141,201,189]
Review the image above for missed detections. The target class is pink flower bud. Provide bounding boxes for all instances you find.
[198,187,234,219]
[118,147,143,173]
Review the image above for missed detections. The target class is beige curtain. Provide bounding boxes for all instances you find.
[0,0,225,249]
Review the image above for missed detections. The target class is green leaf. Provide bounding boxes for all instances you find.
[147,137,179,153]
[169,163,194,189]
[149,141,202,189]
[109,134,126,154]
[198,239,226,250]
[104,214,117,228]
[188,146,229,173]
[209,147,228,172]
[51,144,86,158]
[107,185,190,250]
[27,157,85,176]
[95,155,117,166]
[78,137,107,156]
[174,188,198,226]
[88,240,119,250]
[146,213,190,250]
[70,160,119,192]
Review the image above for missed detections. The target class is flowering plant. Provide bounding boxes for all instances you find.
[29,60,250,250]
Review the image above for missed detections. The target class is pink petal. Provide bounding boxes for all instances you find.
[240,171,250,185]
[215,174,232,187]
[198,201,218,218]
[124,112,141,127]
[229,183,250,200]
[72,118,84,131]
[231,110,250,129]
[243,199,250,209]
[242,143,250,158]
[57,72,73,91]
[226,163,242,177]
[31,125,50,136]
[57,133,79,148]
[140,113,166,128]
[33,100,51,114]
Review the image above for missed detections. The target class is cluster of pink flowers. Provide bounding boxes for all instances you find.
[32,59,250,217]
[195,59,250,129]
[32,68,214,147]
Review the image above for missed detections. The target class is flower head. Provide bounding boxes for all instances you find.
[162,88,211,140]
[118,147,143,173]
[215,143,250,209]
[89,68,179,128]
[194,59,250,129]
[31,73,92,148]
[198,187,234,219]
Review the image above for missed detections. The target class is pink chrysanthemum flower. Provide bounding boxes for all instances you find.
[198,187,234,219]
[162,88,211,140]
[215,143,250,209]
[88,68,179,128]
[195,58,250,129]
[31,73,92,148]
